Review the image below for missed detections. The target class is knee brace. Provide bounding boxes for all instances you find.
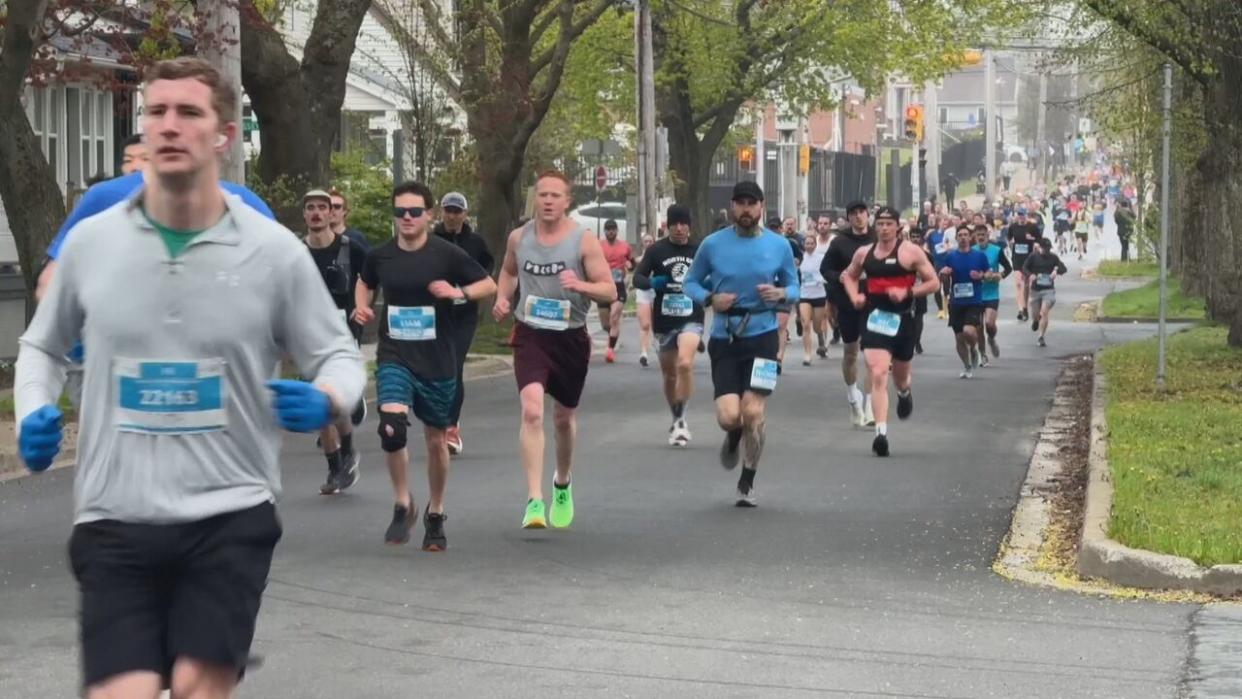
[378,411,410,453]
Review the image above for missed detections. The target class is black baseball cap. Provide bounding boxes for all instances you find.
[731,180,764,202]
[846,200,869,214]
[666,204,691,226]
[874,206,900,222]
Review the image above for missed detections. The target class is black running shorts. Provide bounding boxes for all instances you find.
[69,502,282,689]
[949,304,984,334]
[707,330,779,399]
[859,308,918,362]
[831,299,864,344]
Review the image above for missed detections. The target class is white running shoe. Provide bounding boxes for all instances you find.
[863,395,876,427]
[677,418,692,443]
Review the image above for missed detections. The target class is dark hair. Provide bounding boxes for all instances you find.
[1040,237,1054,250]
[122,133,143,149]
[329,187,348,207]
[144,57,237,123]
[604,219,618,230]
[393,180,434,208]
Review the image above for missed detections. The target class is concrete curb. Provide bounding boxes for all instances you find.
[1076,354,1242,595]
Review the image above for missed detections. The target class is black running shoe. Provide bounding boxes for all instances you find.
[1017,310,1026,321]
[384,496,416,545]
[896,391,913,420]
[816,346,828,358]
[351,397,367,427]
[337,447,360,491]
[422,508,447,552]
[1031,317,1040,332]
[831,328,841,345]
[1038,336,1047,347]
[915,342,924,355]
[719,428,743,470]
[872,434,889,457]
[318,463,340,495]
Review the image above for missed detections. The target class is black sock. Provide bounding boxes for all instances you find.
[672,401,685,419]
[340,433,353,456]
[738,467,757,493]
[554,479,570,489]
[325,449,342,470]
[608,336,618,349]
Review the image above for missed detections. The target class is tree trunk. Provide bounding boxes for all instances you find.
[1196,77,1242,346]
[666,127,714,240]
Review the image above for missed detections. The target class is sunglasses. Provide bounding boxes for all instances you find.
[393,206,426,219]
[331,203,345,210]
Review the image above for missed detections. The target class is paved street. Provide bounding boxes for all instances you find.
[0,247,1217,698]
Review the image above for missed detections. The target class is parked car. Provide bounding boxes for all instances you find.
[571,201,629,240]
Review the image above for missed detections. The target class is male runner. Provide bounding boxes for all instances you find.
[841,206,939,457]
[493,170,616,529]
[972,224,1012,362]
[15,57,364,699]
[941,225,991,379]
[1023,238,1068,347]
[354,182,497,550]
[1008,208,1042,320]
[814,213,840,346]
[598,219,634,363]
[303,188,369,494]
[926,214,955,320]
[119,133,149,174]
[635,233,657,367]
[328,188,371,252]
[432,191,495,455]
[683,181,799,506]
[820,200,875,427]
[906,226,934,354]
[632,204,703,446]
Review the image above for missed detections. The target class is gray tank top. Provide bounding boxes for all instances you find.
[515,221,591,330]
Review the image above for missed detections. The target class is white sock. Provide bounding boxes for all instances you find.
[876,422,888,436]
[846,383,861,404]
[897,388,911,398]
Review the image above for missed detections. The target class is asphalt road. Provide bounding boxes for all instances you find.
[0,244,1221,698]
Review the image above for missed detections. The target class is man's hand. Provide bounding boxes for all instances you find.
[19,405,63,473]
[939,266,952,277]
[352,305,375,325]
[428,280,463,300]
[650,275,670,291]
[970,270,983,280]
[710,292,737,313]
[886,287,909,303]
[492,297,512,322]
[266,380,333,433]
[559,270,584,292]
[757,284,785,303]
[851,292,867,309]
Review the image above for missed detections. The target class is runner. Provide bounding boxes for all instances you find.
[925,214,952,320]
[1007,208,1042,321]
[15,57,365,699]
[328,188,371,251]
[354,181,497,550]
[820,200,876,427]
[598,220,634,363]
[492,170,617,528]
[840,206,939,457]
[814,214,841,347]
[632,204,703,446]
[776,217,804,364]
[905,225,933,354]
[432,191,495,456]
[1073,207,1091,260]
[797,235,829,366]
[941,225,991,379]
[635,233,657,367]
[1023,238,1068,347]
[303,188,369,494]
[683,180,799,505]
[972,224,1012,363]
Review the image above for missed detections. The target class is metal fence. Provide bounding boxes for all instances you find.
[708,141,876,221]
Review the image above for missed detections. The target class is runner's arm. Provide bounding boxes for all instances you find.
[682,240,713,305]
[578,234,620,304]
[840,246,868,302]
[776,242,801,303]
[908,246,941,299]
[495,228,522,304]
[452,249,497,302]
[631,249,657,290]
[15,245,85,428]
[998,250,1013,278]
[35,260,57,302]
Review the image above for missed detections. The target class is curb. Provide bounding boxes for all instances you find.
[1095,316,1202,324]
[1076,354,1242,595]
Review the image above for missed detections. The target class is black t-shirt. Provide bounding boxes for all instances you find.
[821,228,875,305]
[433,221,495,318]
[633,238,704,334]
[1023,252,1067,289]
[307,234,368,311]
[1007,223,1041,266]
[361,236,490,379]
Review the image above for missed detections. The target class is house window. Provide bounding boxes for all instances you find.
[939,107,947,124]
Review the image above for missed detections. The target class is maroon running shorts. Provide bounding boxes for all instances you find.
[513,322,592,408]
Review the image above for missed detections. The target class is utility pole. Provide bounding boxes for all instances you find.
[755,105,765,189]
[201,0,244,183]
[634,1,649,241]
[984,50,996,202]
[924,79,939,202]
[639,0,658,235]
[1035,69,1048,182]
[1157,63,1172,388]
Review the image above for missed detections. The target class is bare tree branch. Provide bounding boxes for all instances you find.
[529,0,612,79]
[414,0,457,55]
[371,0,464,103]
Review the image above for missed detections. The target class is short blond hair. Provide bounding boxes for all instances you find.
[144,57,238,123]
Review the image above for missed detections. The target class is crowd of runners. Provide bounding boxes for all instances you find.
[11,57,1135,699]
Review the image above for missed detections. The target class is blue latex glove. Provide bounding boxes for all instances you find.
[266,380,333,433]
[650,275,670,291]
[19,404,64,472]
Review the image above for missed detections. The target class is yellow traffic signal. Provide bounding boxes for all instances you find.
[904,104,924,142]
[798,144,810,175]
[738,145,755,171]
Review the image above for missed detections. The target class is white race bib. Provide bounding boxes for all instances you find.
[387,305,436,341]
[1014,243,1030,255]
[866,309,902,337]
[523,295,571,331]
[953,282,975,299]
[115,358,227,434]
[1036,273,1054,287]
[750,358,779,391]
[660,293,694,318]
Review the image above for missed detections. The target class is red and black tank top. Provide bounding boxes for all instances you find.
[863,240,916,313]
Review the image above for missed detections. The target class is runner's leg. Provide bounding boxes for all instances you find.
[519,383,547,501]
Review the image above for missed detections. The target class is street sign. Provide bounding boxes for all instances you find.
[594,165,607,192]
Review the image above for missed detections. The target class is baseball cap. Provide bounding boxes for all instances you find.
[731,180,764,202]
[874,206,900,222]
[666,204,691,226]
[440,192,468,210]
[846,200,869,214]
[303,188,332,204]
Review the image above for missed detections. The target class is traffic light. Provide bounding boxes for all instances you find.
[918,147,928,171]
[738,145,755,171]
[798,144,810,175]
[904,104,924,142]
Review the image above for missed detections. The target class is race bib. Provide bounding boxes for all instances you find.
[115,358,227,434]
[866,309,902,337]
[660,293,694,318]
[1036,273,1054,287]
[802,271,824,285]
[611,268,624,283]
[953,282,975,299]
[387,305,436,341]
[1013,243,1030,255]
[524,295,571,331]
[750,358,779,391]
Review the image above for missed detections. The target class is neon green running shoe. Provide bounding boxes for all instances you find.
[550,482,574,528]
[522,499,547,529]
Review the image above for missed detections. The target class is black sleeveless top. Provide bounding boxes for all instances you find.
[863,240,917,314]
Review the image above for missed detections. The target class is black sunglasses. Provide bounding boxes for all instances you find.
[393,206,426,219]
[443,206,464,214]
[331,203,345,210]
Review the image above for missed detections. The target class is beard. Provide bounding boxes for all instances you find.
[735,213,757,231]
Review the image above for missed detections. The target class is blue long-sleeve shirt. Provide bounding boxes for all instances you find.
[683,226,800,339]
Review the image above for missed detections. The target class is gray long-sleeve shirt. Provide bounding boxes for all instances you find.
[16,192,365,525]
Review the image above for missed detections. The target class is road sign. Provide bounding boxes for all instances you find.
[594,166,608,192]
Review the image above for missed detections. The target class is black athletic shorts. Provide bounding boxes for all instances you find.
[949,304,984,334]
[860,308,918,362]
[513,322,592,408]
[799,297,828,309]
[69,502,282,689]
[831,299,864,344]
[707,330,779,399]
[598,281,627,308]
[982,300,999,311]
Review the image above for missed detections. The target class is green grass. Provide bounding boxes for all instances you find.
[1097,259,1159,279]
[1101,326,1242,566]
[1100,277,1206,320]
[0,392,77,420]
[469,318,517,355]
